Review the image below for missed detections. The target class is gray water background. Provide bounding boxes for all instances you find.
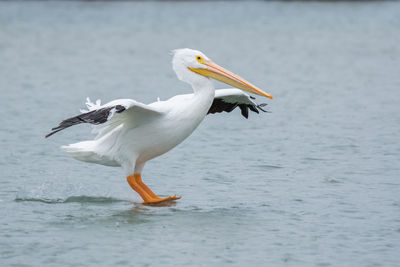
[0,1,399,266]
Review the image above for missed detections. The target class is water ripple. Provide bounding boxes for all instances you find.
[15,195,128,204]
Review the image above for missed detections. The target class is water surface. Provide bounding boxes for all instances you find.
[1,1,399,266]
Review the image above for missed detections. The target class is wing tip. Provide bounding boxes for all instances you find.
[45,130,58,138]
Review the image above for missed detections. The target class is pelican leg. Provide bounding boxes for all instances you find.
[127,174,181,204]
[126,174,152,203]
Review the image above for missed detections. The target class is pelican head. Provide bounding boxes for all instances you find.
[172,48,273,99]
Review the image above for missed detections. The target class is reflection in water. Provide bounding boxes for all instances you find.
[142,200,179,208]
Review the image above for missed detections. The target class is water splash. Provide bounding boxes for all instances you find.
[15,182,131,204]
[15,195,127,204]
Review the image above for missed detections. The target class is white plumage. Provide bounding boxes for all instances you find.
[47,48,272,204]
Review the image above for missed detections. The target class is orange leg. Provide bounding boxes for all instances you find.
[126,174,181,204]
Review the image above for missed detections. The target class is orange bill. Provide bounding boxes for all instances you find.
[189,59,273,99]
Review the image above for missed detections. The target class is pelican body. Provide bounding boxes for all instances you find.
[46,49,273,204]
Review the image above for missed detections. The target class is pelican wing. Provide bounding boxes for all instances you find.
[45,98,162,138]
[208,89,268,119]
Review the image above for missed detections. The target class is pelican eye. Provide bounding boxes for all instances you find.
[196,56,203,63]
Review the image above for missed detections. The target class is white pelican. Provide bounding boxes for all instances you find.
[46,48,273,204]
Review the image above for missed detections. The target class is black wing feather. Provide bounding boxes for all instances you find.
[239,105,249,119]
[248,105,259,113]
[45,105,125,138]
[207,98,267,119]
